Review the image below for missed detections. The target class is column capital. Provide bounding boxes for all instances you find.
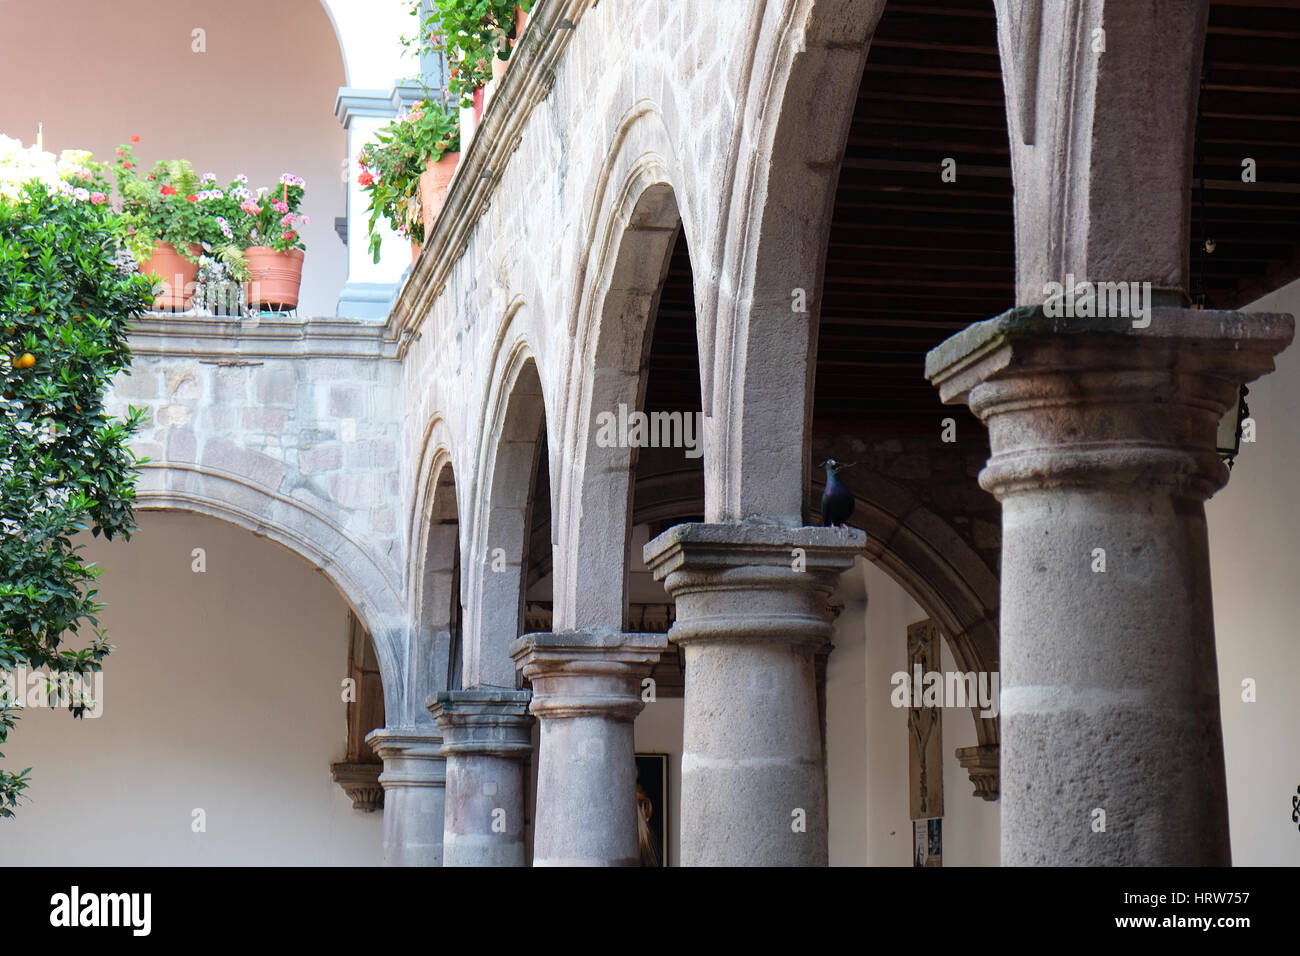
[642,522,864,649]
[365,728,446,790]
[510,629,668,721]
[926,306,1295,500]
[427,688,534,760]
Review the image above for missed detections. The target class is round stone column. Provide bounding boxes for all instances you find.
[927,306,1294,865]
[365,728,447,867]
[510,629,668,866]
[427,688,534,867]
[643,523,865,866]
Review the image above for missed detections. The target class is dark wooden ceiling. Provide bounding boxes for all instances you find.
[644,0,1300,436]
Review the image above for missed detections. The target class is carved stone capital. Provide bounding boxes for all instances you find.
[642,523,865,649]
[510,629,667,721]
[927,307,1295,501]
[330,761,384,812]
[427,688,534,760]
[955,744,999,802]
[365,728,447,790]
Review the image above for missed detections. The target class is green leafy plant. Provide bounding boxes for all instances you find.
[0,138,153,817]
[111,143,214,265]
[413,0,535,107]
[359,100,460,263]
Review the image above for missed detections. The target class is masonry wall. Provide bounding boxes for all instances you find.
[1,512,381,866]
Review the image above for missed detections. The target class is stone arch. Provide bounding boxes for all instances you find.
[555,113,689,630]
[406,414,466,723]
[463,330,551,689]
[135,461,407,719]
[709,0,889,523]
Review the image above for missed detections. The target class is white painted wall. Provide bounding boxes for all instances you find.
[828,558,999,866]
[0,512,381,865]
[1210,278,1300,866]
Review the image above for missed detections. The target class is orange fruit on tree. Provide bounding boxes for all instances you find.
[16,353,36,369]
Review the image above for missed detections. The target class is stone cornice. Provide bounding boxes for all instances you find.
[386,0,593,355]
[128,313,399,361]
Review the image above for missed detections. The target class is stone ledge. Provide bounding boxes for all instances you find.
[128,312,399,360]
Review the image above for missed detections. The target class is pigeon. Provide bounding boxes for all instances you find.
[820,459,856,527]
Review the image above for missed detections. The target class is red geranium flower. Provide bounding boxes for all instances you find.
[147,174,156,180]
[358,170,373,187]
[122,161,133,169]
[160,185,177,196]
[115,149,126,157]
[130,135,140,143]
[186,194,198,202]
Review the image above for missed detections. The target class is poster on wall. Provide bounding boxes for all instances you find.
[635,753,669,867]
[914,818,942,867]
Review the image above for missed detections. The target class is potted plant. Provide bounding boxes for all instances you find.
[112,142,214,311]
[358,100,460,264]
[229,174,309,311]
[413,0,535,108]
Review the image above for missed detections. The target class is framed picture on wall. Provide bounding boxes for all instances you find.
[635,753,669,867]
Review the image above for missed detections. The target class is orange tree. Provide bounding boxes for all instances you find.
[0,145,152,817]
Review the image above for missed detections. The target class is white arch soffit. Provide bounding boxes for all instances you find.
[135,464,407,697]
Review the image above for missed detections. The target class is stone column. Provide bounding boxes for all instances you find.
[365,728,447,867]
[428,688,534,866]
[510,629,667,866]
[643,523,864,866]
[927,306,1294,865]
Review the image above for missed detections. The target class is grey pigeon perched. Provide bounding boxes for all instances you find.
[820,459,855,527]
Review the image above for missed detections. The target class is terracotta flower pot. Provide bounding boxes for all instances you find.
[244,246,305,311]
[138,241,201,311]
[411,240,421,264]
[473,84,485,124]
[420,152,460,235]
